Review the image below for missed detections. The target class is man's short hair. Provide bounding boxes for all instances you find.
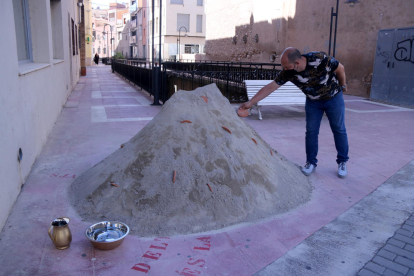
[286,49,302,63]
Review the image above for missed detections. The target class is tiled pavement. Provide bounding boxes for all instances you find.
[359,214,414,276]
[0,63,413,275]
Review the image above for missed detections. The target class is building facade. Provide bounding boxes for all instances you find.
[129,0,138,58]
[165,0,206,61]
[116,10,131,57]
[141,0,206,61]
[92,13,109,58]
[84,0,93,66]
[0,0,81,232]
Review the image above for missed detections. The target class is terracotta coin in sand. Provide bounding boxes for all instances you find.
[237,109,249,117]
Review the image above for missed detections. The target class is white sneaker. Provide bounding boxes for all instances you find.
[338,162,347,178]
[301,162,316,176]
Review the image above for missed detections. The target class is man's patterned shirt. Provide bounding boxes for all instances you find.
[274,52,342,101]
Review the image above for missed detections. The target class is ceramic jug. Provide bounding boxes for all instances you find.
[48,217,72,249]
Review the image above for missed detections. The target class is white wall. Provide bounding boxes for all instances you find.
[0,0,80,232]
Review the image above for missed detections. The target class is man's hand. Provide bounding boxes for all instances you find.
[239,101,253,110]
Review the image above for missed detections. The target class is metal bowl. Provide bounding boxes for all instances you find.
[85,221,129,250]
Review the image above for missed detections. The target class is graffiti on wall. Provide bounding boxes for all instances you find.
[394,38,414,63]
[376,45,390,64]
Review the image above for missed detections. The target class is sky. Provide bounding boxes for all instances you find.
[89,0,128,9]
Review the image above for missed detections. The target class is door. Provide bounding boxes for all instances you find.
[370,29,394,102]
[388,27,414,106]
[68,13,73,90]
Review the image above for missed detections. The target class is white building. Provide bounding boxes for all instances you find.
[144,0,206,61]
[0,0,81,231]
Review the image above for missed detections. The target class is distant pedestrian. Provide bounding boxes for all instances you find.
[239,47,349,178]
[94,53,99,65]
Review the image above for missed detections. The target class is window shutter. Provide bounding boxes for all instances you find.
[196,15,202,33]
[177,14,189,32]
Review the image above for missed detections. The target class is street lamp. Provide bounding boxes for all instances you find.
[103,23,113,60]
[177,26,188,62]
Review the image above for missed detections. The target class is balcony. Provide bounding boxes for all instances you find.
[130,36,137,45]
[130,1,137,14]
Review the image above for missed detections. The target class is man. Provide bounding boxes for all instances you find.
[94,53,99,65]
[239,47,349,178]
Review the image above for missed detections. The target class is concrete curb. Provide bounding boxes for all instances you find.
[255,160,414,276]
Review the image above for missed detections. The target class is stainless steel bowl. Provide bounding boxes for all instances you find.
[85,221,129,250]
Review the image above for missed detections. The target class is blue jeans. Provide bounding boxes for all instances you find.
[305,92,349,165]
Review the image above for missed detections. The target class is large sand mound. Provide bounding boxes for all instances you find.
[69,84,312,236]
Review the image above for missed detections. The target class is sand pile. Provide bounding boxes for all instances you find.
[69,84,312,236]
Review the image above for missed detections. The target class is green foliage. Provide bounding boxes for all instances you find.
[112,52,125,59]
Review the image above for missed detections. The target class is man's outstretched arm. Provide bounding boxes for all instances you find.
[239,81,280,109]
[335,62,347,92]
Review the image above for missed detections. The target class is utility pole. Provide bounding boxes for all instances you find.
[151,0,161,105]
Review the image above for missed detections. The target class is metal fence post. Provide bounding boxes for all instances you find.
[226,63,230,99]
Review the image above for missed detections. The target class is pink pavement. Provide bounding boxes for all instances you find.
[0,64,413,276]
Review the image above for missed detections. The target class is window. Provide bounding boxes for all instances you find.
[71,19,75,55]
[177,14,189,32]
[196,15,202,33]
[124,18,126,25]
[109,13,115,22]
[185,44,199,54]
[98,47,100,54]
[92,30,96,38]
[197,0,203,6]
[118,32,121,40]
[92,22,95,28]
[104,47,106,54]
[156,17,158,34]
[13,0,32,61]
[50,0,64,59]
[75,25,78,55]
[144,10,145,18]
[139,24,142,35]
[171,0,183,4]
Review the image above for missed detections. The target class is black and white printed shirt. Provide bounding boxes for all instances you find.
[274,52,342,101]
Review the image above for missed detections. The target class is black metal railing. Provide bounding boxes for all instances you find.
[111,61,154,97]
[111,60,281,104]
[165,70,248,102]
[162,61,280,73]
